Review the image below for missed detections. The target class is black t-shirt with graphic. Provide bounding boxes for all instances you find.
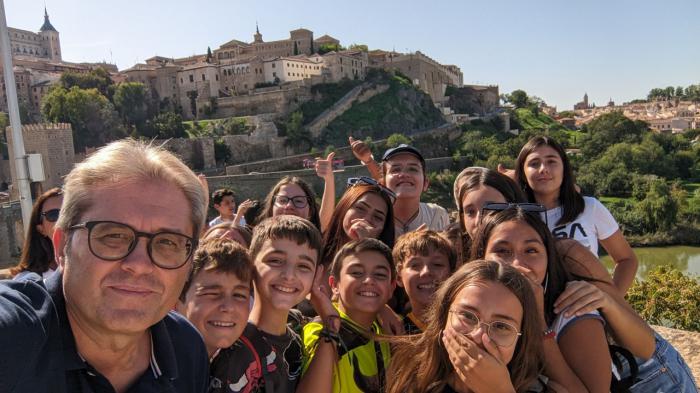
[209,323,303,393]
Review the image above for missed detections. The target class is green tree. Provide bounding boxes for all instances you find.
[113,82,148,129]
[186,90,198,118]
[386,133,411,147]
[141,112,187,139]
[293,41,299,55]
[579,111,647,160]
[635,179,679,232]
[348,43,369,52]
[59,67,113,98]
[506,89,529,109]
[42,86,126,151]
[214,138,231,164]
[318,43,344,55]
[206,46,213,62]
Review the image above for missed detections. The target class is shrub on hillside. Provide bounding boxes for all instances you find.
[626,266,700,332]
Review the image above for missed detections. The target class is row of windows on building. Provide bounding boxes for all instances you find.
[284,62,320,70]
[13,46,49,56]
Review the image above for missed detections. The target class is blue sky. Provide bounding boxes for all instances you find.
[6,0,699,109]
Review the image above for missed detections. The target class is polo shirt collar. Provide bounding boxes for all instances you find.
[45,271,180,381]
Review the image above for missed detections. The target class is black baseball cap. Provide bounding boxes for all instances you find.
[381,144,426,168]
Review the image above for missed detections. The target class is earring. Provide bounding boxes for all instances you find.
[543,272,549,295]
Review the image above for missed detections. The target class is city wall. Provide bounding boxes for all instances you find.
[0,201,23,267]
[155,137,216,170]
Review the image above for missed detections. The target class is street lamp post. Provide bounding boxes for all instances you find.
[0,0,34,233]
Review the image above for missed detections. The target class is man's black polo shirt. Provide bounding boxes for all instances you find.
[0,271,209,393]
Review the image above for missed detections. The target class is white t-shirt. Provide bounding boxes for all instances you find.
[208,216,246,228]
[546,196,618,256]
[394,202,450,237]
[551,310,604,342]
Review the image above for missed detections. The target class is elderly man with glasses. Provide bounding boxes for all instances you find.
[0,139,209,393]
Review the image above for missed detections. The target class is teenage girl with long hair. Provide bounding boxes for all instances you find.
[515,136,638,293]
[386,260,544,393]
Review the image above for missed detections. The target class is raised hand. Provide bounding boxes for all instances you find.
[348,219,375,240]
[349,136,373,163]
[310,265,339,330]
[236,199,255,215]
[315,152,336,181]
[497,164,517,182]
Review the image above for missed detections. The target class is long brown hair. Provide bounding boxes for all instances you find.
[469,207,571,325]
[386,260,543,393]
[515,136,584,225]
[11,187,62,276]
[321,184,395,267]
[254,176,321,230]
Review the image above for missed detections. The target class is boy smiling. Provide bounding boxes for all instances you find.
[209,215,322,393]
[298,239,395,393]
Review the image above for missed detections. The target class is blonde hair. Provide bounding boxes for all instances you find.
[57,139,206,238]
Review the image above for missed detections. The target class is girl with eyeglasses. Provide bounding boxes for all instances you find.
[515,136,638,294]
[254,176,322,230]
[5,188,63,280]
[386,260,544,393]
[470,207,697,393]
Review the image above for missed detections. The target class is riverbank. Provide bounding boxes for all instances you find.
[625,223,700,247]
[653,325,700,386]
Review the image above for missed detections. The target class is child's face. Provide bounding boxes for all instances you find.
[253,238,317,311]
[272,184,311,220]
[178,270,251,356]
[342,193,388,240]
[383,153,427,199]
[446,281,523,364]
[215,195,236,217]
[398,249,451,311]
[461,185,507,238]
[484,220,548,285]
[331,250,395,316]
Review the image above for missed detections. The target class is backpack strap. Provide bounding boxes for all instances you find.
[241,324,277,393]
[609,344,638,393]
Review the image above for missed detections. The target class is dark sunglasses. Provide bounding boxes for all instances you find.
[346,176,397,204]
[40,208,60,223]
[481,202,548,227]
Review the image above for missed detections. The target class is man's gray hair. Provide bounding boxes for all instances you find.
[56,139,207,237]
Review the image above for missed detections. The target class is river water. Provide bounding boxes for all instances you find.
[601,246,700,280]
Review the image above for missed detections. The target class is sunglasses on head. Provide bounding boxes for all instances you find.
[40,208,60,223]
[480,202,548,227]
[346,176,397,204]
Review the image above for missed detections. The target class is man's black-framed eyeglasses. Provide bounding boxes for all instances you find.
[273,195,311,209]
[69,221,197,269]
[40,208,60,223]
[346,176,397,204]
[481,202,548,227]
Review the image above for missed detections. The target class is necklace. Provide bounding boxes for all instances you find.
[394,207,419,233]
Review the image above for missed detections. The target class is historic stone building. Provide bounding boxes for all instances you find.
[5,123,75,199]
[8,9,61,61]
[0,10,117,117]
[368,50,464,102]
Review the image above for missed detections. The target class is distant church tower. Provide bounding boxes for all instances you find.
[583,93,589,108]
[253,23,263,43]
[39,8,61,61]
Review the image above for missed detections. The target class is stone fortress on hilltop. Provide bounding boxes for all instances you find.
[0,9,118,118]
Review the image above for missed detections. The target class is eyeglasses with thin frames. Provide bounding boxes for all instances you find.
[68,220,196,269]
[449,309,522,347]
[346,176,397,204]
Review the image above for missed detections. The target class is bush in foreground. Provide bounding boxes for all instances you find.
[626,266,700,332]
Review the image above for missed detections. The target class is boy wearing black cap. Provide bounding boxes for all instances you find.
[349,137,449,236]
